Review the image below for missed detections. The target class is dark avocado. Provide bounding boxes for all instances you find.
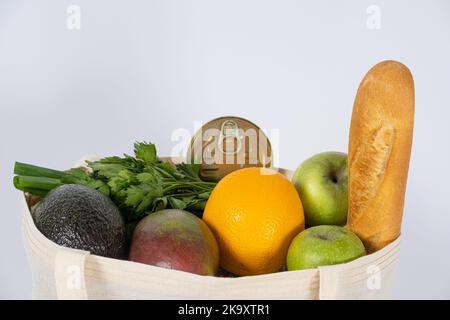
[33,184,126,259]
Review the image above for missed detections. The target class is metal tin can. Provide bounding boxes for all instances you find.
[187,116,272,181]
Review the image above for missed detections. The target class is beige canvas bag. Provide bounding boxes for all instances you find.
[21,158,400,300]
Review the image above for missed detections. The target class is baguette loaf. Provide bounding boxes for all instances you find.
[348,60,414,253]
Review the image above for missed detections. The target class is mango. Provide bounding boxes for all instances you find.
[129,209,219,276]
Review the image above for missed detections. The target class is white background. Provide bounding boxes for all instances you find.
[1,0,449,299]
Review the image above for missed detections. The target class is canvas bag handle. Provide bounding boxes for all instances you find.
[54,248,90,300]
[318,265,341,299]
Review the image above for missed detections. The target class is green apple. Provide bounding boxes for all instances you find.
[292,152,348,226]
[286,225,366,270]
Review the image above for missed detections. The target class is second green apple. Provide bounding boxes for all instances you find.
[292,152,348,226]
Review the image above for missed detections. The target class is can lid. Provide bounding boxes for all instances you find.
[187,116,272,181]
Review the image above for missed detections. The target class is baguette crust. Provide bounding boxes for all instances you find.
[348,60,414,253]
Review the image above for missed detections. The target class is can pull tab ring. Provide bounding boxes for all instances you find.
[218,119,242,155]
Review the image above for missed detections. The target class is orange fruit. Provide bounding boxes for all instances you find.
[203,167,305,276]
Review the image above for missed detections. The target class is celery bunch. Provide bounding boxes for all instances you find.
[13,142,216,223]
